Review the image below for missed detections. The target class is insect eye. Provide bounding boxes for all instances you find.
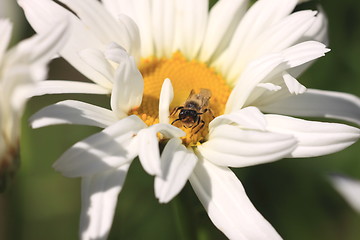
[191,111,198,118]
[179,111,186,117]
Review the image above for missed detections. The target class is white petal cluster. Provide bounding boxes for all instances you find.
[19,0,360,239]
[30,43,184,240]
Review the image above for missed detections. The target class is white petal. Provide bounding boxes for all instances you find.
[226,10,318,81]
[2,64,35,112]
[227,0,297,57]
[245,10,317,62]
[8,18,70,69]
[18,0,69,33]
[104,42,127,64]
[256,83,281,92]
[225,53,285,113]
[282,72,306,95]
[3,17,70,101]
[281,41,329,69]
[189,159,282,240]
[330,174,360,213]
[225,41,330,113]
[174,0,208,59]
[79,48,115,84]
[213,0,297,79]
[80,166,130,240]
[53,116,146,177]
[103,0,154,57]
[2,18,70,112]
[152,0,176,58]
[265,114,360,158]
[244,81,290,108]
[30,100,118,129]
[0,19,12,61]
[210,107,267,131]
[33,80,110,96]
[198,0,248,62]
[18,0,109,87]
[245,42,329,107]
[129,0,154,57]
[236,0,298,46]
[259,88,360,126]
[301,6,329,45]
[244,81,284,107]
[111,48,143,117]
[159,78,174,124]
[155,138,197,203]
[256,83,282,92]
[58,0,140,59]
[198,124,297,167]
[137,123,185,176]
[102,0,121,18]
[263,41,329,94]
[5,66,34,114]
[115,14,141,62]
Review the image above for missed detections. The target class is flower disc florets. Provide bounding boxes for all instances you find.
[130,52,231,146]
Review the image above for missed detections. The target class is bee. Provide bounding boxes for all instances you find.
[170,88,215,134]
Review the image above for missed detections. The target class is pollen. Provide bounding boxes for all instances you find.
[131,52,231,146]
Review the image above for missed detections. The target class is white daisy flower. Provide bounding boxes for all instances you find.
[0,18,70,190]
[20,0,360,239]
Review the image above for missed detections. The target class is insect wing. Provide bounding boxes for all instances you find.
[198,88,211,107]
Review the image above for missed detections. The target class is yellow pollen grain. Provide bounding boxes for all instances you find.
[131,52,231,146]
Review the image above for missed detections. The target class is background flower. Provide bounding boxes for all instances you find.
[0,18,69,191]
[2,1,360,240]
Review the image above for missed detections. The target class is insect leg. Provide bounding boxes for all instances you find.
[208,108,215,119]
[194,120,205,134]
[191,116,201,132]
[170,106,184,116]
[171,118,182,125]
[202,108,215,119]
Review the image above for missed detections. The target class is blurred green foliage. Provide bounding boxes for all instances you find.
[1,0,360,239]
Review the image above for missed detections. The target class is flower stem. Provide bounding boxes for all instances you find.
[171,196,194,240]
[0,194,9,239]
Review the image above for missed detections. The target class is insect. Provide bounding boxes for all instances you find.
[170,88,214,134]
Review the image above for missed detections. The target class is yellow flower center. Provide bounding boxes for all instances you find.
[131,52,231,146]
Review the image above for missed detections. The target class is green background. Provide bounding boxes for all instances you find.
[1,0,360,239]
